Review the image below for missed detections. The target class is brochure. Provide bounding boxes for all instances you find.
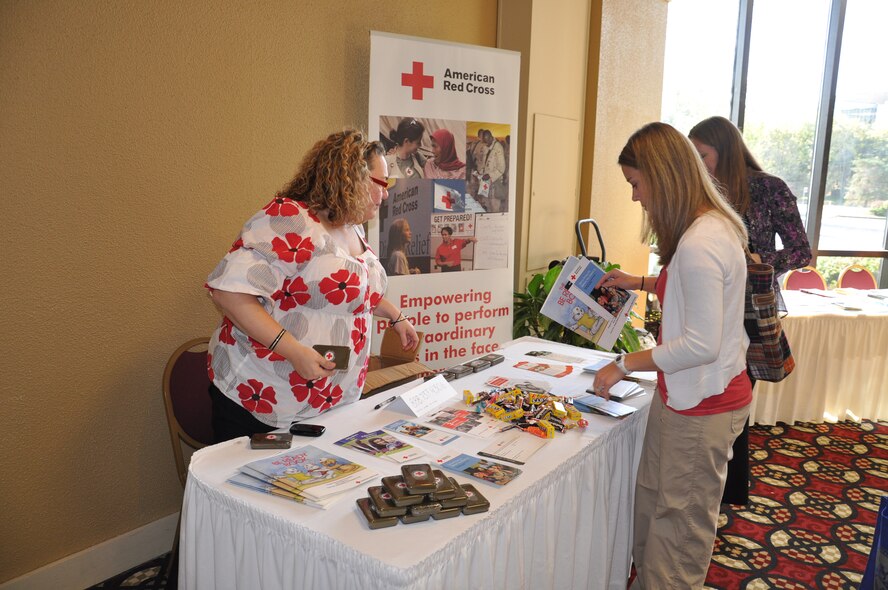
[436,453,522,486]
[540,256,637,351]
[477,430,547,465]
[226,472,335,509]
[424,406,503,439]
[383,419,459,445]
[240,445,378,501]
[334,430,425,463]
[573,394,637,419]
[512,361,574,378]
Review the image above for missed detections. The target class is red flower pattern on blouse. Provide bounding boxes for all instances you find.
[289,372,330,403]
[207,353,214,381]
[272,277,310,311]
[357,359,368,389]
[228,237,244,254]
[219,317,236,345]
[309,383,343,411]
[319,269,361,305]
[263,195,300,217]
[368,291,383,311]
[351,317,367,355]
[295,201,320,222]
[249,337,286,361]
[237,379,277,414]
[272,233,314,264]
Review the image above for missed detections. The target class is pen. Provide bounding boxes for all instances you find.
[868,293,887,300]
[800,289,833,298]
[373,395,398,410]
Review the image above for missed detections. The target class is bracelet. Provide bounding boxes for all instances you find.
[268,328,287,351]
[640,276,645,291]
[389,314,408,327]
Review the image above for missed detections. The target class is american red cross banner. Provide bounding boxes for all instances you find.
[368,31,520,369]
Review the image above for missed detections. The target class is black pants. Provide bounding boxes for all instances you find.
[721,375,754,505]
[209,383,276,443]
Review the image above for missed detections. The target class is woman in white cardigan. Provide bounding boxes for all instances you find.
[592,122,752,590]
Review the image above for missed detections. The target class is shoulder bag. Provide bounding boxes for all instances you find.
[745,262,795,382]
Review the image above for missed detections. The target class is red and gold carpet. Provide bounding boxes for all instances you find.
[705,420,887,589]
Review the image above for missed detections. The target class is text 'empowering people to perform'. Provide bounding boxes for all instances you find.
[375,288,510,362]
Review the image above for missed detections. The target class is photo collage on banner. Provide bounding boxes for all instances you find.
[377,117,511,276]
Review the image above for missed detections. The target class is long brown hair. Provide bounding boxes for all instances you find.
[280,129,384,226]
[618,122,747,266]
[688,116,762,215]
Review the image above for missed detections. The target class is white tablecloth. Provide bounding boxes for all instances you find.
[751,289,888,425]
[180,338,651,590]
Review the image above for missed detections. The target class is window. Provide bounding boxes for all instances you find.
[661,0,888,287]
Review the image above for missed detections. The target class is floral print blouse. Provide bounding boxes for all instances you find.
[746,170,812,281]
[206,195,387,428]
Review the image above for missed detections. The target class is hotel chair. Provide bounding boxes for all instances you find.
[782,266,827,291]
[161,336,214,584]
[837,264,877,290]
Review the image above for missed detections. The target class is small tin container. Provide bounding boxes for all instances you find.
[444,365,473,380]
[381,475,426,507]
[428,469,458,501]
[439,477,469,509]
[356,497,399,529]
[399,511,432,524]
[479,353,504,366]
[368,485,408,517]
[432,506,463,520]
[401,464,437,494]
[465,359,491,373]
[460,483,491,515]
[409,501,442,517]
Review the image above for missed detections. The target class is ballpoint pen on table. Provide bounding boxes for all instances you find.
[800,289,834,298]
[374,395,398,410]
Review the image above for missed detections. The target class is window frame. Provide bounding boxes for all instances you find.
[729,0,888,285]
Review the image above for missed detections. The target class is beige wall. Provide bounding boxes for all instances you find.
[581,0,668,281]
[0,1,497,580]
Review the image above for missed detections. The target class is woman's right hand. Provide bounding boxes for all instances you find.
[286,343,337,382]
[595,268,641,291]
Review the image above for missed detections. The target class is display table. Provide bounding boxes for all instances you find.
[751,288,888,425]
[179,337,652,590]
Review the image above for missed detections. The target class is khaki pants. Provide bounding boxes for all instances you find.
[631,394,749,589]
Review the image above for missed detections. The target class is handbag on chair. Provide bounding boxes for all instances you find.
[745,262,795,382]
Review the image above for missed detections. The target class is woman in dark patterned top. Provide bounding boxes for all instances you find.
[689,116,812,277]
[689,115,812,506]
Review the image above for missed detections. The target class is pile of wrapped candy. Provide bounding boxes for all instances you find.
[462,386,589,438]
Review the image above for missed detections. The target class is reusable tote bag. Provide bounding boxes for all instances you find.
[744,262,795,382]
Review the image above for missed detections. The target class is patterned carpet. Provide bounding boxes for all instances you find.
[87,420,887,590]
[705,420,887,589]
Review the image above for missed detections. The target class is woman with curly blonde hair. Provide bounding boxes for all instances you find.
[206,129,418,442]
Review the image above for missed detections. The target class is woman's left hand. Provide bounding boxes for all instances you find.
[392,318,420,352]
[591,363,625,400]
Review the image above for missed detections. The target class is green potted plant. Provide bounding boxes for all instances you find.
[513,261,645,353]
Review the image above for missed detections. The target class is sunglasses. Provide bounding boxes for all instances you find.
[369,176,395,189]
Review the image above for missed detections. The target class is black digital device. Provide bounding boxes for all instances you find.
[289,422,326,437]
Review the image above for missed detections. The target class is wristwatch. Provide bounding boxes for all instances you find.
[614,354,630,374]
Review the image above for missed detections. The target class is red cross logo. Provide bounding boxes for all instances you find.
[401,61,434,100]
[442,191,453,209]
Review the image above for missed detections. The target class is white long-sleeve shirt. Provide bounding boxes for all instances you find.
[651,211,749,411]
